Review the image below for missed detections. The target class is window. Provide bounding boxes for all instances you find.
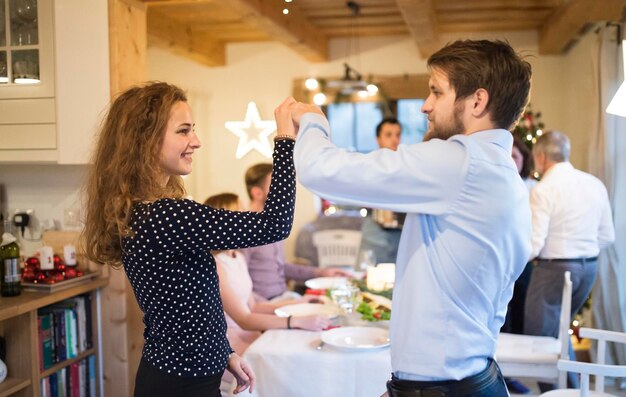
[325,99,428,152]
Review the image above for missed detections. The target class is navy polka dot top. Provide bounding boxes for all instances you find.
[122,139,295,377]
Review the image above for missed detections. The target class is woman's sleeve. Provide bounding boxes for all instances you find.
[137,139,296,252]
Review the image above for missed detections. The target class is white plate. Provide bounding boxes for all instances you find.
[274,303,342,319]
[305,277,349,290]
[321,326,390,351]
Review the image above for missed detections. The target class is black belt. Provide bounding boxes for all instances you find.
[386,359,503,397]
[537,256,598,263]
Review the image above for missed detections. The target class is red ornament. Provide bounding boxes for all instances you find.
[26,256,40,269]
[43,275,56,284]
[53,254,63,266]
[65,267,78,279]
[75,270,84,278]
[51,271,65,282]
[34,271,47,283]
[22,268,35,282]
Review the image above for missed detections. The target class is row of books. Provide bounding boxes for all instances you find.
[37,294,94,370]
[41,355,97,397]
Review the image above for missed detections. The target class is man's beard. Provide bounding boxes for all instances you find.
[423,101,465,142]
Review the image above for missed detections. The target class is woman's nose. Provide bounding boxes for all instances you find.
[190,131,202,148]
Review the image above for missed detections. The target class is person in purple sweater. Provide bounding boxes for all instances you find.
[242,163,351,300]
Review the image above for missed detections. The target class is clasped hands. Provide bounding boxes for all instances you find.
[274,97,324,139]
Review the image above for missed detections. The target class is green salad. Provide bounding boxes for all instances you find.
[356,300,391,322]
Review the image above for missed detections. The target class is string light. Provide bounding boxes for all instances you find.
[283,8,289,14]
[313,92,326,105]
[366,83,378,95]
[305,78,319,90]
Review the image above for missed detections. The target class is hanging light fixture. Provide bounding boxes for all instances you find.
[303,1,379,103]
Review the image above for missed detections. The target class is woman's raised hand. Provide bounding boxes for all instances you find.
[275,97,326,137]
[274,96,297,138]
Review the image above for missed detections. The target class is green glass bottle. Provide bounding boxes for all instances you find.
[0,221,21,297]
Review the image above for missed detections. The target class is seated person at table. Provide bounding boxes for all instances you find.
[204,193,331,396]
[242,164,351,300]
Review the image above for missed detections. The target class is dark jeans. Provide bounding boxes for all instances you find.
[134,357,223,397]
[524,258,598,392]
[386,359,508,397]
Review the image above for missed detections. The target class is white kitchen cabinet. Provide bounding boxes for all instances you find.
[0,0,110,164]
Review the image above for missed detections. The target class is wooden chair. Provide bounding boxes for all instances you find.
[312,229,362,268]
[539,328,626,397]
[496,271,572,389]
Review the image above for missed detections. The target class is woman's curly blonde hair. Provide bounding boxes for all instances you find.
[81,82,188,267]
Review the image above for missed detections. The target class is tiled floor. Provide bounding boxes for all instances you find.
[509,377,626,396]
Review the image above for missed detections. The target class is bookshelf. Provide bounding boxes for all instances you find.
[0,278,107,397]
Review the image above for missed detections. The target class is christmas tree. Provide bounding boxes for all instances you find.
[513,103,545,150]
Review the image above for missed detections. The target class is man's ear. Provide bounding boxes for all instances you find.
[471,88,489,117]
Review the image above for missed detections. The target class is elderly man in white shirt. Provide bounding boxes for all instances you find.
[274,39,533,397]
[525,130,615,391]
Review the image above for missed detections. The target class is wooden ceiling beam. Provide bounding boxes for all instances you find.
[147,9,226,67]
[395,0,441,59]
[222,0,329,62]
[539,0,626,54]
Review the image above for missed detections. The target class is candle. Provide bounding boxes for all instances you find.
[366,263,395,292]
[39,246,55,270]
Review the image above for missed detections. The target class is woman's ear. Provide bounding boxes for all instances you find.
[250,186,262,201]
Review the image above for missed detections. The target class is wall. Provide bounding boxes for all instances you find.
[147,31,569,259]
[0,165,87,255]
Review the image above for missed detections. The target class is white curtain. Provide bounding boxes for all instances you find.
[589,24,626,371]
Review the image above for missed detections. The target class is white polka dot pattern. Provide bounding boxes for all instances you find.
[121,140,296,377]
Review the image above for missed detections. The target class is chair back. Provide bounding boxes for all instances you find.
[541,327,626,397]
[557,271,573,388]
[312,229,362,268]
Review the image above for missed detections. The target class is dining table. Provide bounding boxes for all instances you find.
[239,319,392,397]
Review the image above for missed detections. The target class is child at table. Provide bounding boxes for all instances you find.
[204,193,331,395]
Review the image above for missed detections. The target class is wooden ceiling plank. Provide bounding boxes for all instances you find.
[439,20,541,33]
[314,15,406,27]
[395,0,440,58]
[147,9,226,67]
[435,0,563,11]
[324,25,408,37]
[305,6,400,18]
[222,0,328,62]
[539,0,626,54]
[142,0,215,5]
[438,9,552,23]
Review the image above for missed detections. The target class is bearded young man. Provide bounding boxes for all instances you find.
[275,40,532,396]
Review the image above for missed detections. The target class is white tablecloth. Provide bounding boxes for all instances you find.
[241,328,391,397]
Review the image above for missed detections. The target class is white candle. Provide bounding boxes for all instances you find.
[40,246,55,270]
[366,263,395,291]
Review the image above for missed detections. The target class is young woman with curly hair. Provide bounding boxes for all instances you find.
[82,82,298,397]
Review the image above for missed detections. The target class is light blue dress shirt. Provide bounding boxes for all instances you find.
[294,113,531,381]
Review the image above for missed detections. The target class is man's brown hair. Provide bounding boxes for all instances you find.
[245,163,272,199]
[427,40,532,130]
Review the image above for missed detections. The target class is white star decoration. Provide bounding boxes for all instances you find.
[225,102,277,159]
